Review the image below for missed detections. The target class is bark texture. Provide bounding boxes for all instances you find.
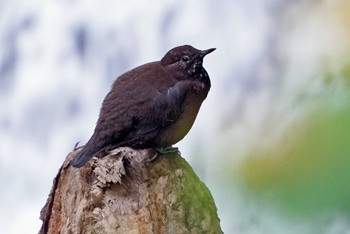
[39,147,222,234]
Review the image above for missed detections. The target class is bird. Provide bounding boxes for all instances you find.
[71,45,215,168]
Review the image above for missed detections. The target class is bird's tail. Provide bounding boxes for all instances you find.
[70,150,95,168]
[70,135,103,167]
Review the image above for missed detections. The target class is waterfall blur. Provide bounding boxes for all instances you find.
[1,1,350,233]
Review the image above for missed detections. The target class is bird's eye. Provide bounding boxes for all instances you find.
[181,56,190,62]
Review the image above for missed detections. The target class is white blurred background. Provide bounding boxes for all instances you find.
[1,0,350,233]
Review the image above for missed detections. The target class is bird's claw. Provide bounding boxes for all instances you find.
[155,146,180,155]
[144,147,180,163]
[147,150,159,162]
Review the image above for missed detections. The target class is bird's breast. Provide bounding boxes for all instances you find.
[156,82,209,146]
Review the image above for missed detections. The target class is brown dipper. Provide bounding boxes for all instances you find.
[71,45,215,167]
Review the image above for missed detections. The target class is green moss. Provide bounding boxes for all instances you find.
[166,155,222,233]
[239,105,350,217]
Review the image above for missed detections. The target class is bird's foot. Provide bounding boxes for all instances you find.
[155,146,180,155]
[145,147,180,163]
[143,148,159,163]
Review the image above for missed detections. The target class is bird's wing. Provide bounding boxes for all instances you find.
[121,80,195,143]
[71,78,195,168]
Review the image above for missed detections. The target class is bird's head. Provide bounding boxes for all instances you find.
[161,45,215,79]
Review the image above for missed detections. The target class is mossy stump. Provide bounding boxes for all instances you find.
[39,147,222,234]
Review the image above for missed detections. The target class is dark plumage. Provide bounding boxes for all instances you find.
[71,45,215,167]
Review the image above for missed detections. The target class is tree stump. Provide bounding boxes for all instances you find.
[39,147,222,234]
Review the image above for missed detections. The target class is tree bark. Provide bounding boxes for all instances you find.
[39,147,222,234]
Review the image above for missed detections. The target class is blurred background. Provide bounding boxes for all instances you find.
[1,0,350,233]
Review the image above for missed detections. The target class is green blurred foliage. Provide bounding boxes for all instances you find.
[239,101,350,218]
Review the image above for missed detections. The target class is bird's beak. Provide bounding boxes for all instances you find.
[200,48,216,58]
